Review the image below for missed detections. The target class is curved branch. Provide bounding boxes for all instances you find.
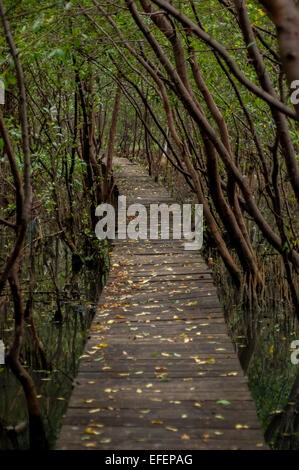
[151,0,298,120]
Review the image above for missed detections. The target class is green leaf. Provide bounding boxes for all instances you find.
[216,400,231,406]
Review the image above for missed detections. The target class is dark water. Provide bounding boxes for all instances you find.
[0,263,105,450]
[218,281,299,450]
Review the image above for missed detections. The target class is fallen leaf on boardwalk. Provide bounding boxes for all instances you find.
[235,424,249,429]
[85,427,101,435]
[215,415,224,420]
[88,408,101,414]
[152,420,163,425]
[194,402,201,408]
[216,400,231,405]
[166,426,178,432]
[206,358,215,364]
[89,423,104,428]
[181,434,190,440]
[136,388,142,393]
[187,301,197,306]
[100,438,111,444]
[84,442,96,448]
[194,358,206,364]
[83,399,94,403]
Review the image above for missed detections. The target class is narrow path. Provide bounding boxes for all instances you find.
[57,157,266,450]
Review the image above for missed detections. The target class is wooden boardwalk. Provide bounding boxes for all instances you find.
[57,158,266,450]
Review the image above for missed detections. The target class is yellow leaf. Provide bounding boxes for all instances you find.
[85,427,101,435]
[235,424,249,429]
[207,358,215,364]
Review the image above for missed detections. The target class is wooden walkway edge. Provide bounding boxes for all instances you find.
[56,157,266,450]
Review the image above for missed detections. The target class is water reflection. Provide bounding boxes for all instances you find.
[0,265,104,450]
[219,282,299,450]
